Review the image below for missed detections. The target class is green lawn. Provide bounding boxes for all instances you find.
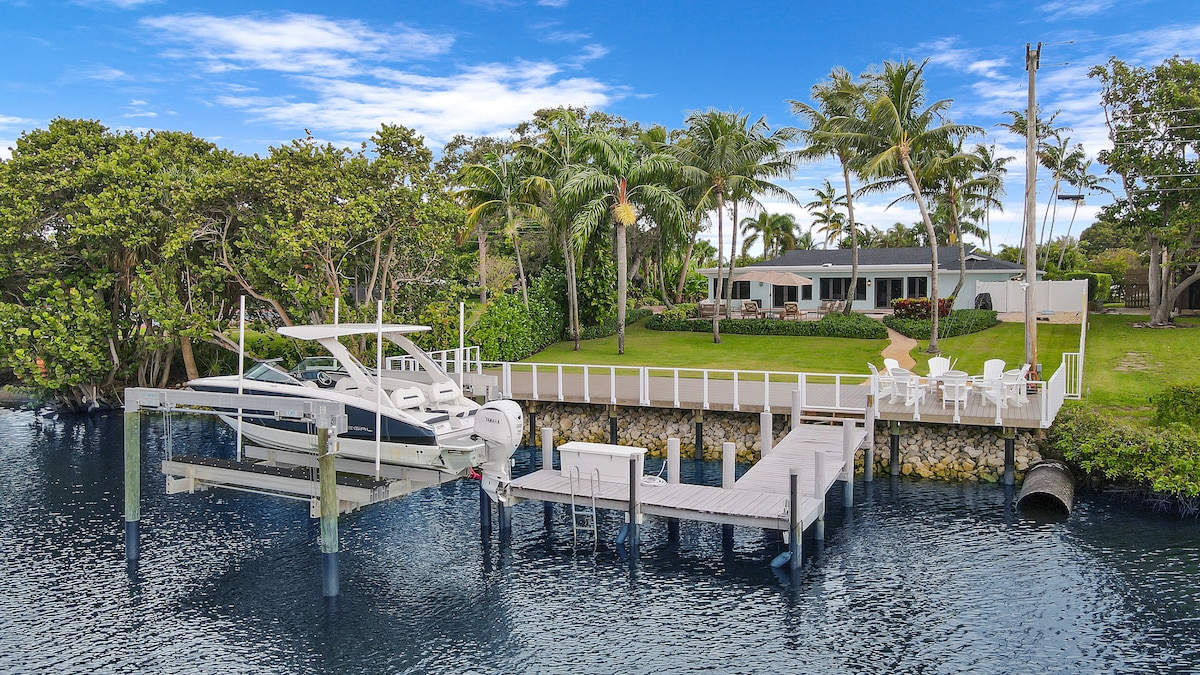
[525,319,886,375]
[1078,313,1200,414]
[907,321,1081,379]
[520,313,1200,416]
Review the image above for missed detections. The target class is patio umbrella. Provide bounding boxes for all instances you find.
[734,269,813,286]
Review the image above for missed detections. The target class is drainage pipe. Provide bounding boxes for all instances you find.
[1017,460,1075,516]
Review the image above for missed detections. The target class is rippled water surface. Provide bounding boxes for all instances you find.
[2,407,1198,674]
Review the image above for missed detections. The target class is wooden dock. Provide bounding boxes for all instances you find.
[508,422,867,533]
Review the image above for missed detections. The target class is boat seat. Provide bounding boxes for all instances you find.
[334,378,358,392]
[391,386,426,410]
[427,381,460,404]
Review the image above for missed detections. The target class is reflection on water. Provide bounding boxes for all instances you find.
[1,407,1197,674]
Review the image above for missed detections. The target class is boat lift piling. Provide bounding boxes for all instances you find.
[722,442,735,554]
[541,427,555,527]
[317,423,339,597]
[124,408,141,566]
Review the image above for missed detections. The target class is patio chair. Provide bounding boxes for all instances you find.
[868,362,896,400]
[783,302,802,320]
[890,368,926,408]
[883,358,900,372]
[738,300,761,319]
[815,300,832,317]
[927,356,951,378]
[978,359,1008,412]
[1002,364,1031,406]
[832,300,845,313]
[698,302,717,319]
[940,372,969,410]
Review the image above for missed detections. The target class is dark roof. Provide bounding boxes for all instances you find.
[750,246,1025,272]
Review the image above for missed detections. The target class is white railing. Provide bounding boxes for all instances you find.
[479,361,869,414]
[1041,363,1068,428]
[385,346,481,375]
[1062,351,1082,400]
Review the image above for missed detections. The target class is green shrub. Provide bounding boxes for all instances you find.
[661,303,697,321]
[1066,272,1113,309]
[1154,385,1200,430]
[580,308,654,340]
[647,311,886,339]
[883,309,998,340]
[1048,404,1200,498]
[468,282,567,361]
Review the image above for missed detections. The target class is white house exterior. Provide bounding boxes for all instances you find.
[701,246,1033,312]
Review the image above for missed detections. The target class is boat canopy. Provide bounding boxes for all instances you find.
[277,324,431,341]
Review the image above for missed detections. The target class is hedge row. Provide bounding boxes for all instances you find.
[883,309,999,340]
[647,310,887,339]
[579,308,655,340]
[1047,404,1200,498]
[1155,385,1200,430]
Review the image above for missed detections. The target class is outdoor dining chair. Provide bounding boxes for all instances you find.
[783,302,802,320]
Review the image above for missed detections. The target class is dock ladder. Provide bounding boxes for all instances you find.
[569,466,600,549]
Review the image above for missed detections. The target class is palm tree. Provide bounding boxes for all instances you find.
[519,109,588,349]
[999,108,1069,266]
[972,143,1012,254]
[1037,135,1087,268]
[793,228,819,251]
[1056,159,1114,270]
[723,117,799,307]
[740,211,800,258]
[457,153,537,309]
[563,132,686,354]
[805,179,847,248]
[879,221,920,248]
[792,66,868,313]
[846,59,980,353]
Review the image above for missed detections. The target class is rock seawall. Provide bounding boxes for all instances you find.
[527,403,1041,482]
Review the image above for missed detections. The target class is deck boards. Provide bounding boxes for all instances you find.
[508,423,860,531]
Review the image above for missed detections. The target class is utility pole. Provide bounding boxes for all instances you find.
[1024,42,1041,372]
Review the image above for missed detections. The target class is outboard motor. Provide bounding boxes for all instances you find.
[472,400,523,503]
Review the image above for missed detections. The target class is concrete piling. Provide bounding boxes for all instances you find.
[317,425,339,597]
[123,409,141,565]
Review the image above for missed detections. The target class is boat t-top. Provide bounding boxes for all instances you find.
[187,323,523,502]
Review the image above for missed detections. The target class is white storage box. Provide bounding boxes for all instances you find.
[558,442,646,483]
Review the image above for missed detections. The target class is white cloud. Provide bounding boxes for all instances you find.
[217,62,614,143]
[141,12,453,76]
[129,99,148,106]
[0,140,13,161]
[86,66,127,81]
[1040,0,1120,20]
[75,0,161,8]
[537,0,570,7]
[541,30,591,43]
[0,114,37,128]
[965,58,1008,79]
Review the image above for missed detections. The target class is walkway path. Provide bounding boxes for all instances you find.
[881,328,917,370]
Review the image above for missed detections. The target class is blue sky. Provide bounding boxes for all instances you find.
[2,0,1197,252]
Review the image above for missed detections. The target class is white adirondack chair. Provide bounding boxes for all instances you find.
[927,356,951,378]
[884,358,901,372]
[979,359,1008,412]
[868,362,896,400]
[1002,363,1031,406]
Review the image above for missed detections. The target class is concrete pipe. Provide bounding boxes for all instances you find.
[1017,460,1075,517]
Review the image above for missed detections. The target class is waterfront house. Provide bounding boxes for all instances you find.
[701,246,1032,314]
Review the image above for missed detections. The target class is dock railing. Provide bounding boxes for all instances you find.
[480,361,868,415]
[386,346,482,376]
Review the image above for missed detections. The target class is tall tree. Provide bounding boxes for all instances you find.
[563,132,686,354]
[806,179,848,248]
[1091,57,1200,326]
[972,143,1012,254]
[458,152,537,309]
[1056,159,1114,270]
[846,59,980,352]
[792,66,868,313]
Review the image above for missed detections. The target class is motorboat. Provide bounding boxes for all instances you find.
[187,323,523,500]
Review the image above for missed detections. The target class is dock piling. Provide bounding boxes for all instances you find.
[790,390,802,430]
[123,409,141,565]
[722,442,735,553]
[841,420,855,508]
[864,395,875,483]
[693,411,703,461]
[479,487,493,541]
[813,451,825,542]
[760,412,773,457]
[666,438,680,543]
[1003,427,1016,486]
[317,423,339,597]
[627,456,639,557]
[528,404,537,450]
[788,468,801,572]
[889,421,901,477]
[541,427,554,527]
[608,406,618,445]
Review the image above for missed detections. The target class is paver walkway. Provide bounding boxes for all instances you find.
[881,328,917,370]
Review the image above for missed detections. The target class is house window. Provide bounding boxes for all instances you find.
[819,278,867,301]
[907,276,927,298]
[802,285,812,301]
[713,278,751,299]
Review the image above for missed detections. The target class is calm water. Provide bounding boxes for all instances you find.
[2,406,1198,674]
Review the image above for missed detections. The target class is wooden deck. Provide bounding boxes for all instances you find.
[875,386,1046,428]
[508,423,866,531]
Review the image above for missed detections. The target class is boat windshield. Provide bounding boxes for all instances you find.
[245,361,300,385]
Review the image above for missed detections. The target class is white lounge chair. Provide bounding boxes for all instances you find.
[868,362,896,400]
[927,356,951,378]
